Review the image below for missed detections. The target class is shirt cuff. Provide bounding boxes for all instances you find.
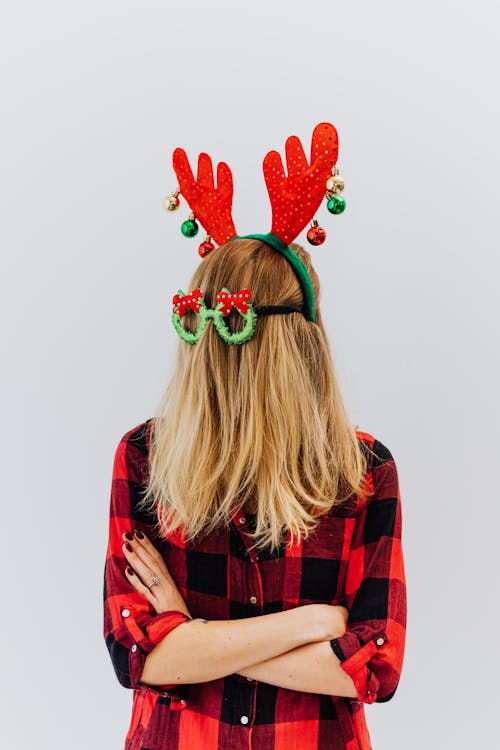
[121,606,192,701]
[330,629,386,704]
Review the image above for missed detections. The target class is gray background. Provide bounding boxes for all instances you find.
[2,1,498,747]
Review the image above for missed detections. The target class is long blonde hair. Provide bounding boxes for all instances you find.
[139,238,371,554]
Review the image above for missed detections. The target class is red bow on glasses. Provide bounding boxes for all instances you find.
[216,289,252,317]
[172,288,253,318]
[172,288,203,317]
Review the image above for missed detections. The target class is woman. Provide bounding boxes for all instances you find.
[103,123,407,749]
[103,237,407,750]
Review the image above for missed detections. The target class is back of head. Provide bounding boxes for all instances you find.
[140,238,370,555]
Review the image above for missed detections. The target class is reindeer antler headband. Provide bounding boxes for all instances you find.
[164,122,345,345]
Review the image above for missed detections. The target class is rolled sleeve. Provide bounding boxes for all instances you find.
[102,422,192,702]
[119,605,192,691]
[330,439,407,704]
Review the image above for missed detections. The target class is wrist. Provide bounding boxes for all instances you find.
[294,604,335,643]
[311,604,347,641]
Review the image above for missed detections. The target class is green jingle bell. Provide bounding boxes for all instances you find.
[181,213,199,237]
[326,195,346,214]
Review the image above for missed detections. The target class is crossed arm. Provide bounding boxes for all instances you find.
[107,433,406,703]
[119,527,358,698]
[139,604,359,698]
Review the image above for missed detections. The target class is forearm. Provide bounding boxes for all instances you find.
[236,639,358,698]
[140,604,326,687]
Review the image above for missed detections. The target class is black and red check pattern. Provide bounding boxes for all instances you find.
[103,418,407,750]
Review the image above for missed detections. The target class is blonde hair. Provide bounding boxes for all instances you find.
[139,238,371,555]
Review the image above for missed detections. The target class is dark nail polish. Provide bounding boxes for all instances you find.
[123,530,133,540]
[125,542,133,552]
[126,566,135,576]
[134,529,145,539]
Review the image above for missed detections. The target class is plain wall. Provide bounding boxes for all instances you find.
[1,1,498,747]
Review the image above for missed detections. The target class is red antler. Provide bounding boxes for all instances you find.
[262,122,339,246]
[172,148,237,246]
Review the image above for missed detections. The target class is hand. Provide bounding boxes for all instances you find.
[122,529,192,619]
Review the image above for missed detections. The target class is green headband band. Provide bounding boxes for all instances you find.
[229,232,316,323]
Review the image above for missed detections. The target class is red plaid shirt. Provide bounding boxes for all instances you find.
[103,419,407,750]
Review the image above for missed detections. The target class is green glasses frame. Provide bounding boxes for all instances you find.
[172,287,258,345]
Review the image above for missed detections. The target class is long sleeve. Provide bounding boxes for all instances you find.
[329,438,407,704]
[102,421,192,695]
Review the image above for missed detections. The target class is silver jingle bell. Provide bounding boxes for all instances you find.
[163,189,180,212]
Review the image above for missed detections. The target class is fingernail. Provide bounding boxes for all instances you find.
[134,530,145,539]
[126,566,135,576]
[125,542,133,552]
[123,530,133,540]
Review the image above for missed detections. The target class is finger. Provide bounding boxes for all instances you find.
[285,134,308,180]
[122,541,158,589]
[122,531,176,592]
[216,161,233,202]
[124,564,154,601]
[197,152,215,192]
[173,147,196,196]
[263,150,286,187]
[310,121,339,172]
[122,529,159,567]
[130,530,166,570]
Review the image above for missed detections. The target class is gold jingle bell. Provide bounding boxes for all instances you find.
[325,167,344,196]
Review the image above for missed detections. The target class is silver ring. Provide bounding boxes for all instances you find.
[148,576,161,588]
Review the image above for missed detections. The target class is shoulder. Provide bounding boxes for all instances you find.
[355,429,400,508]
[355,429,396,468]
[117,417,154,453]
[355,429,396,469]
[112,417,154,482]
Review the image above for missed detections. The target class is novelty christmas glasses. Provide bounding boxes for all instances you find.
[165,122,345,345]
[172,287,305,345]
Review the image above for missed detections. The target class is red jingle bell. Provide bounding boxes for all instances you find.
[307,220,326,246]
[198,235,215,258]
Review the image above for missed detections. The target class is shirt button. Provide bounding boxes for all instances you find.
[131,644,138,652]
[246,677,253,681]
[239,516,246,524]
[249,596,258,604]
[121,608,130,618]
[240,715,249,724]
[376,637,385,645]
